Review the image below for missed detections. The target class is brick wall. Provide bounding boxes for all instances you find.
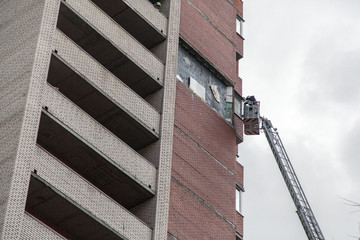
[174,82,237,172]
[236,212,244,236]
[234,114,244,144]
[236,161,244,237]
[168,181,235,239]
[234,0,244,18]
[168,82,242,239]
[180,0,243,85]
[172,128,235,221]
[235,162,244,187]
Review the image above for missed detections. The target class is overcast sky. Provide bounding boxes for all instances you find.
[239,0,360,239]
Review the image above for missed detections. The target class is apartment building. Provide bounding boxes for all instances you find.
[0,0,244,239]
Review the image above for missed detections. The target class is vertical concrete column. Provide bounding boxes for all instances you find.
[152,0,181,239]
[0,0,60,238]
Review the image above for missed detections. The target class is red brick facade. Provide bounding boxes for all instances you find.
[172,84,236,221]
[179,0,243,85]
[236,212,244,236]
[234,114,244,144]
[169,182,235,240]
[168,182,235,240]
[174,83,237,172]
[234,0,244,18]
[168,82,244,239]
[169,0,245,239]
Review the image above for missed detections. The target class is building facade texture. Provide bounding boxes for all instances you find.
[0,0,244,239]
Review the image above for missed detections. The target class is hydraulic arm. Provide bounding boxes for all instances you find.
[261,117,325,240]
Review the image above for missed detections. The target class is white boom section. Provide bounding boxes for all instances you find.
[261,117,325,240]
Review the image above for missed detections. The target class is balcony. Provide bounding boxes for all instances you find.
[26,174,127,240]
[56,1,164,98]
[26,146,153,239]
[37,111,154,208]
[21,213,66,240]
[91,0,167,49]
[37,84,157,204]
[47,50,160,150]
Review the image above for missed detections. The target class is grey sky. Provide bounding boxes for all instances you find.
[239,0,360,239]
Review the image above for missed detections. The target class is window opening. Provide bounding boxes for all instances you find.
[236,15,244,37]
[236,52,242,78]
[236,186,242,214]
[234,94,242,117]
[225,86,233,121]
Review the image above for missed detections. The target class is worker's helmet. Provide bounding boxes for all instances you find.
[155,2,161,8]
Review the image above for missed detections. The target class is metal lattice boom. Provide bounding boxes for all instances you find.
[261,117,325,240]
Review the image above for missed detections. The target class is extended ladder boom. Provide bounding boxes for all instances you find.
[261,117,325,240]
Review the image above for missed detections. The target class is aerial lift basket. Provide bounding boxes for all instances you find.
[243,97,260,135]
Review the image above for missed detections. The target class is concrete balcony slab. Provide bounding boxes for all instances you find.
[20,213,67,240]
[39,85,157,192]
[91,0,167,49]
[48,35,160,149]
[37,111,155,209]
[56,1,164,98]
[26,158,152,240]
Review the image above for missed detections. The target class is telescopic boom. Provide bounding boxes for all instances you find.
[243,96,325,240]
[261,117,325,240]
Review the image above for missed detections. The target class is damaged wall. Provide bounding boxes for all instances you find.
[177,45,228,118]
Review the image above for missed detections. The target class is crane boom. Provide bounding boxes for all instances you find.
[261,117,325,240]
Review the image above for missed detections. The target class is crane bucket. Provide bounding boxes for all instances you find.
[243,96,260,135]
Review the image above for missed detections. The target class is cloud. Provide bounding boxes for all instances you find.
[298,37,360,116]
[241,0,360,239]
[339,115,360,193]
[239,0,360,240]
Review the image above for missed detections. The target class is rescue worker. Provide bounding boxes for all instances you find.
[149,0,161,9]
[245,96,258,115]
[246,95,256,103]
